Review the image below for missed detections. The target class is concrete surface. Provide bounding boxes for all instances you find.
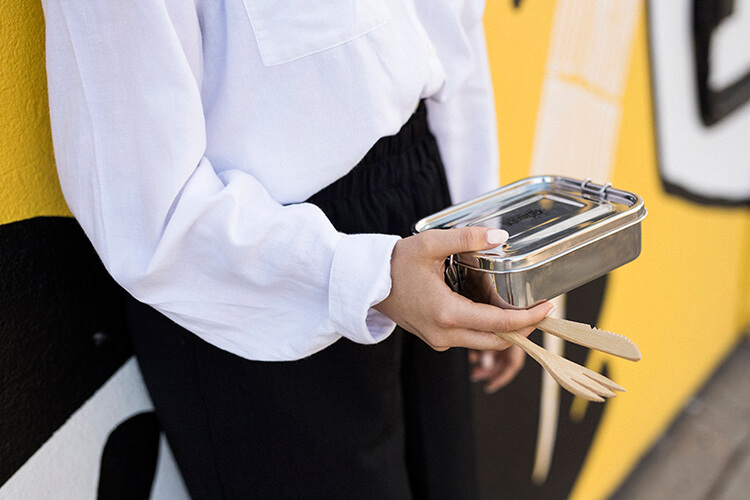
[611,336,750,500]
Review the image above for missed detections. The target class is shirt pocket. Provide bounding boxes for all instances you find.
[241,0,391,67]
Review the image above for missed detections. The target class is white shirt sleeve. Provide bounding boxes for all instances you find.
[42,0,399,361]
[422,0,500,203]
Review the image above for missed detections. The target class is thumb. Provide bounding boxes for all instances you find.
[421,226,508,259]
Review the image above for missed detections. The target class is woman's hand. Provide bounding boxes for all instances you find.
[469,347,526,393]
[374,227,553,352]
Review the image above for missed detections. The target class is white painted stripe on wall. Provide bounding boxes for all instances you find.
[531,79,621,180]
[528,0,642,483]
[531,0,640,182]
[0,358,188,500]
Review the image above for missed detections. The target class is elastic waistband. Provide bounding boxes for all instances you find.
[307,101,437,205]
[357,101,429,166]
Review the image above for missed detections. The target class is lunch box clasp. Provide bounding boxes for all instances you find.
[580,178,613,200]
[445,254,461,293]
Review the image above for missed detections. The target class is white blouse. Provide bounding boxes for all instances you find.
[42,0,499,361]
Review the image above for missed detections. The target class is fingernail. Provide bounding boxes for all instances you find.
[486,229,509,246]
[545,304,558,317]
[481,351,494,369]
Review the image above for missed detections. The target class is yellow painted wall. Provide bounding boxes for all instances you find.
[5,2,750,498]
[0,0,70,224]
[485,2,750,499]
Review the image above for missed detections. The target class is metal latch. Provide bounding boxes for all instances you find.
[445,254,461,292]
[580,178,612,200]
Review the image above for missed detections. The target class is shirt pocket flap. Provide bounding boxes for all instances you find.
[242,0,391,67]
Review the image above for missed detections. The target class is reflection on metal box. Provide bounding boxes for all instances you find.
[413,176,647,307]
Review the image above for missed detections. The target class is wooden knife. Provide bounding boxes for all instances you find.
[535,317,642,361]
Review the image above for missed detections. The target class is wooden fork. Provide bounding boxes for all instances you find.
[496,331,625,402]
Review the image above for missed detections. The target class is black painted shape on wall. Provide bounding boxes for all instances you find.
[0,216,131,486]
[474,275,609,500]
[647,0,750,207]
[98,412,160,500]
[693,0,750,126]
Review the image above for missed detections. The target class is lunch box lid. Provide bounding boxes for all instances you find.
[413,176,647,273]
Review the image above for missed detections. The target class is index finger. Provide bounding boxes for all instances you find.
[444,295,553,334]
[418,226,509,259]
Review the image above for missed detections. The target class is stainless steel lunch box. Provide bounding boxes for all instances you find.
[413,176,647,307]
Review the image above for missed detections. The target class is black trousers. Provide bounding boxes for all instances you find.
[126,103,479,499]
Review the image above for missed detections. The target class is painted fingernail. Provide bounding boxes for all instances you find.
[481,351,494,369]
[545,304,558,317]
[486,229,509,245]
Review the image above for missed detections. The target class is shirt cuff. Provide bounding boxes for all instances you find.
[329,233,401,344]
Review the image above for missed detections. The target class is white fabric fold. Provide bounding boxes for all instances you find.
[41,0,498,361]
